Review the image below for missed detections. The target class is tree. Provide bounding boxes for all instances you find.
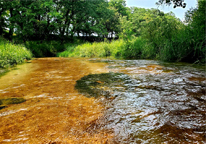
[156,0,186,8]
[0,0,8,36]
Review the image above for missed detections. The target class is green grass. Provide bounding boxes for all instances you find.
[58,37,154,59]
[58,35,206,64]
[0,37,32,68]
[58,39,125,58]
[157,28,206,63]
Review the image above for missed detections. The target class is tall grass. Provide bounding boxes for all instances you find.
[58,40,118,58]
[56,42,84,57]
[71,40,125,58]
[57,28,205,64]
[58,39,125,58]
[158,28,206,63]
[0,37,32,68]
[58,37,155,59]
[121,37,155,59]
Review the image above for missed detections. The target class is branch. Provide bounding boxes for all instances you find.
[156,0,186,8]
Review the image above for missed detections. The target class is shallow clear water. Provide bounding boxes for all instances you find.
[0,58,205,143]
[87,59,206,143]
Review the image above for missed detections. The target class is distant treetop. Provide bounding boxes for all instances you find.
[156,0,186,8]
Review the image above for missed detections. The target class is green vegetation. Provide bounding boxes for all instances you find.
[58,1,205,63]
[58,37,154,59]
[0,37,32,68]
[0,0,205,63]
[25,41,67,57]
[58,39,124,58]
[0,97,26,110]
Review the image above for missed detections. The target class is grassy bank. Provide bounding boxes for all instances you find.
[58,39,124,58]
[58,35,205,64]
[0,37,32,68]
[58,38,153,59]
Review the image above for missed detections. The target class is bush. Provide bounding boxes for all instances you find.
[158,27,206,63]
[121,37,153,59]
[0,37,32,68]
[25,41,66,57]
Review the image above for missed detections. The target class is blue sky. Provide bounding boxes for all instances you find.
[125,0,198,21]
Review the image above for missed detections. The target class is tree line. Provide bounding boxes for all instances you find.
[0,0,196,41]
[0,0,128,41]
[0,0,205,63]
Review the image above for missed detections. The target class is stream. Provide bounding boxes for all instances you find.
[0,58,205,143]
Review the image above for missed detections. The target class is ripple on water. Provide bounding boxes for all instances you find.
[0,108,28,117]
[76,59,206,143]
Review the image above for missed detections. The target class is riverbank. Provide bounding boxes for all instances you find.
[0,37,32,69]
[57,38,206,64]
[0,69,8,77]
[0,37,32,78]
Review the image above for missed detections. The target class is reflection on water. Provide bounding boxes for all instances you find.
[83,59,206,143]
[0,58,205,143]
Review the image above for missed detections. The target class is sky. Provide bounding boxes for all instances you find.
[125,0,198,21]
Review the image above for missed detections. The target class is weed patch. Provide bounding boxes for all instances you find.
[0,37,32,68]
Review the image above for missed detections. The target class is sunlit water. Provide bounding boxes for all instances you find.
[89,59,206,143]
[0,58,205,143]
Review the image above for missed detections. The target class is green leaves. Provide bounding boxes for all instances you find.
[0,37,32,68]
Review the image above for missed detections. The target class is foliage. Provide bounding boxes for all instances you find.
[0,37,32,68]
[156,0,186,8]
[58,37,154,59]
[0,0,126,41]
[118,2,205,63]
[25,41,67,57]
[58,39,124,58]
[59,0,205,64]
[0,0,205,63]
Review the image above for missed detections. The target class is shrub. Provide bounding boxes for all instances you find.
[0,37,32,68]
[25,41,66,57]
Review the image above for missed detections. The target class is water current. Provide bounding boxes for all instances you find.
[0,58,205,143]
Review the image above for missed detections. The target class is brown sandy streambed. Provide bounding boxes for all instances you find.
[0,58,112,143]
[0,58,205,143]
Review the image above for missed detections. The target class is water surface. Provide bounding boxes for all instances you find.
[87,59,206,143]
[0,58,205,143]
